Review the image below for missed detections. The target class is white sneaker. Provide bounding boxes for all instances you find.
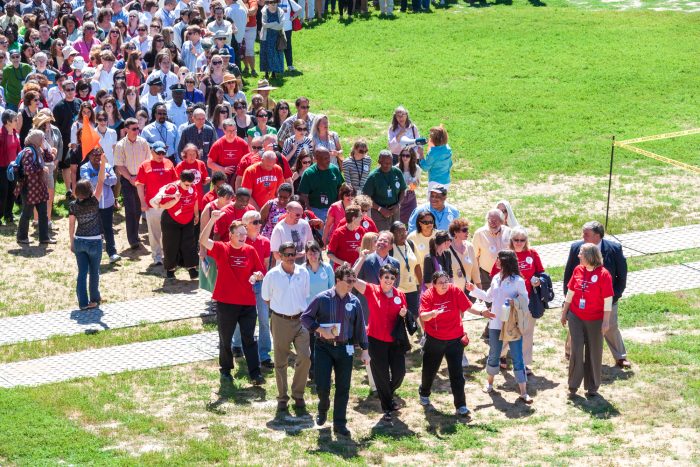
[288,65,296,71]
[109,254,122,263]
[483,384,494,393]
[456,406,470,417]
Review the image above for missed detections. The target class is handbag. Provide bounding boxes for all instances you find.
[276,32,287,51]
[292,17,302,31]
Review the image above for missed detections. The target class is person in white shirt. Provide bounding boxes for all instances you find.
[172,8,191,49]
[141,50,179,100]
[207,2,235,45]
[91,50,117,94]
[140,76,165,119]
[270,201,313,264]
[166,84,189,129]
[261,240,311,411]
[130,23,152,54]
[472,208,512,293]
[225,0,248,68]
[95,110,118,165]
[157,0,178,27]
[47,73,67,110]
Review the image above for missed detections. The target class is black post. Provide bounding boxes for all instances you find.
[604,136,616,231]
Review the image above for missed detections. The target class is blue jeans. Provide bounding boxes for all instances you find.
[311,206,328,222]
[74,237,103,308]
[487,329,527,384]
[420,0,429,9]
[232,281,271,361]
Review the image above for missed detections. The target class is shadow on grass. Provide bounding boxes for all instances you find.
[473,388,536,419]
[422,404,469,438]
[568,392,621,418]
[7,244,55,258]
[206,381,268,414]
[151,277,199,294]
[309,426,361,459]
[601,364,635,385]
[266,408,314,434]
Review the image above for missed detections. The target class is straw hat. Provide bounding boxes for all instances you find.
[254,79,277,91]
[32,112,55,129]
[221,73,238,85]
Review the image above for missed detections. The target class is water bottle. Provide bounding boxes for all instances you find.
[500,298,511,322]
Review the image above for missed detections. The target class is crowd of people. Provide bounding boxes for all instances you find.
[0,0,633,437]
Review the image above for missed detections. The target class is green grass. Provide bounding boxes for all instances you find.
[634,133,700,167]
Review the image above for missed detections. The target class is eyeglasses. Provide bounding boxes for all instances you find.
[64,87,75,91]
[435,280,450,286]
[251,145,263,150]
[212,60,223,65]
[459,228,469,233]
[512,238,526,243]
[298,105,309,109]
[301,160,312,165]
[419,220,434,225]
[343,278,357,284]
[401,153,411,158]
[97,117,108,122]
[281,252,296,258]
[250,219,262,225]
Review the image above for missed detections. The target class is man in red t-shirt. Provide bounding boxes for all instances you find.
[136,141,178,264]
[241,150,284,209]
[208,121,250,186]
[235,136,292,189]
[327,206,366,270]
[214,187,256,241]
[199,214,266,385]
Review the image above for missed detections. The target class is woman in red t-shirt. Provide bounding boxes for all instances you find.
[322,182,356,245]
[490,226,546,374]
[353,262,412,422]
[419,270,487,417]
[177,143,211,205]
[560,243,614,397]
[199,215,266,386]
[156,170,200,280]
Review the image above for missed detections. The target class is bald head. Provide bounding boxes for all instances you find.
[284,201,303,224]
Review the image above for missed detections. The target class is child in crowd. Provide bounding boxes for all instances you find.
[419,125,452,194]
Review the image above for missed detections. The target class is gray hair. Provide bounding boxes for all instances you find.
[242,210,260,223]
[378,149,393,160]
[486,208,505,223]
[509,226,530,251]
[580,243,603,268]
[24,129,46,149]
[34,52,48,62]
[262,150,277,160]
[582,221,605,238]
[222,118,235,129]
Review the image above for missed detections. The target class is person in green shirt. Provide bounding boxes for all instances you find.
[246,108,278,143]
[297,147,344,222]
[1,50,32,110]
[362,149,406,231]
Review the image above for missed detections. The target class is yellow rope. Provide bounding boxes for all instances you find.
[616,143,700,175]
[617,128,700,145]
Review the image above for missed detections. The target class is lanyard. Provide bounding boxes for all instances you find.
[395,244,410,272]
[351,157,365,183]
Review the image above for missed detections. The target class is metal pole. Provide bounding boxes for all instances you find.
[605,136,616,231]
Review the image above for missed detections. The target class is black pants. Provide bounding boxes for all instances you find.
[339,0,354,14]
[232,40,242,69]
[419,334,466,409]
[0,168,16,222]
[120,176,141,247]
[98,206,117,257]
[368,336,406,413]
[17,194,49,242]
[283,30,293,68]
[217,302,261,378]
[160,210,198,271]
[405,291,419,320]
[400,0,407,10]
[411,0,421,10]
[325,0,337,13]
[314,340,353,427]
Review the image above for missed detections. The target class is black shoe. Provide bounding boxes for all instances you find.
[261,359,275,369]
[277,400,288,412]
[130,243,141,250]
[381,412,393,423]
[232,347,243,358]
[17,238,30,244]
[316,412,327,426]
[188,268,199,279]
[220,372,233,383]
[391,400,400,412]
[166,270,176,279]
[333,425,351,437]
[251,374,265,386]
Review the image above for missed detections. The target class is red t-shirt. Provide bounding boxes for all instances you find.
[364,284,406,343]
[209,241,264,305]
[214,202,256,241]
[237,152,292,179]
[246,235,271,273]
[241,162,284,208]
[0,128,21,166]
[246,0,257,27]
[567,265,614,321]
[337,214,378,233]
[136,159,178,208]
[419,284,471,340]
[328,225,366,269]
[202,190,218,207]
[176,159,208,203]
[491,249,544,295]
[208,136,249,176]
[167,184,198,224]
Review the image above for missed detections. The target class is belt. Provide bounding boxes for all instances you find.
[271,310,301,320]
[317,338,348,347]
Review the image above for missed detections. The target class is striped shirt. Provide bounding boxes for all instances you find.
[342,155,371,192]
[114,136,151,176]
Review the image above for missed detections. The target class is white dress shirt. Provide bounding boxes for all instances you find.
[261,263,310,315]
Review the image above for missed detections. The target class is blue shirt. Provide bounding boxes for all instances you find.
[181,40,203,73]
[419,144,452,184]
[408,202,460,233]
[79,162,118,209]
[305,262,335,305]
[141,121,178,161]
[301,288,368,349]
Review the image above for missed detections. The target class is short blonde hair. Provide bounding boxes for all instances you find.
[580,243,603,268]
[429,125,448,146]
[353,194,372,212]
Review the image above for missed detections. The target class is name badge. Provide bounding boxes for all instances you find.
[591,275,598,283]
[579,298,586,310]
[362,221,369,228]
[387,188,393,198]
[395,181,400,189]
[320,194,329,205]
[526,256,533,265]
[393,296,402,305]
[346,344,354,356]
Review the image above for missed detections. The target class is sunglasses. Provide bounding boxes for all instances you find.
[155,38,164,42]
[512,238,526,243]
[419,220,434,225]
[343,278,357,284]
[281,252,296,258]
[251,145,263,150]
[97,118,108,122]
[137,27,147,31]
[295,127,306,131]
[219,110,229,114]
[459,228,469,233]
[110,30,120,34]
[212,61,223,65]
[10,55,20,59]
[64,87,75,91]
[279,107,289,110]
[401,153,411,158]
[84,26,95,30]
[298,105,309,109]
[186,81,195,84]
[250,219,262,225]
[127,126,139,131]
[256,114,267,118]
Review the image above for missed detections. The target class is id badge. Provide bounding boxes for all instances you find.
[320,194,329,205]
[346,344,354,356]
[578,298,586,310]
[386,188,393,198]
